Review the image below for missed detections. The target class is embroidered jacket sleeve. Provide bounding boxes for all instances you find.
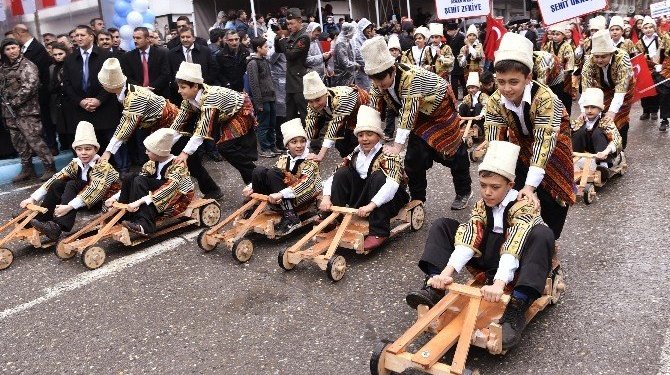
[323,87,358,142]
[484,93,509,142]
[282,160,323,204]
[533,52,550,85]
[400,50,414,65]
[612,51,633,94]
[368,83,388,116]
[370,153,403,207]
[31,160,79,201]
[113,88,168,145]
[75,161,120,208]
[560,43,575,71]
[580,56,599,91]
[599,117,623,153]
[304,105,320,140]
[500,199,543,258]
[437,45,455,74]
[527,89,561,171]
[454,199,487,257]
[170,98,196,133]
[149,163,190,213]
[194,86,245,139]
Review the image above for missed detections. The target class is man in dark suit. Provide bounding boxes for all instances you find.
[446,22,466,99]
[121,27,170,98]
[62,25,120,154]
[166,16,207,50]
[108,27,126,54]
[97,30,125,58]
[12,24,57,154]
[168,28,218,105]
[216,29,249,91]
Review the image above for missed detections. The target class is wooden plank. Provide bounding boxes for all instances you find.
[449,298,481,373]
[0,210,29,235]
[26,203,48,214]
[410,309,466,367]
[448,284,482,299]
[206,198,258,235]
[324,213,353,258]
[81,209,126,249]
[61,209,116,244]
[130,219,198,246]
[330,205,360,214]
[385,352,453,375]
[286,212,340,253]
[232,201,267,241]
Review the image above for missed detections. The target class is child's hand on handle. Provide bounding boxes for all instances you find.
[595,150,609,160]
[54,204,73,217]
[242,185,253,197]
[127,199,144,212]
[105,196,117,208]
[319,196,332,212]
[357,202,376,217]
[268,193,283,204]
[174,152,190,166]
[480,280,506,303]
[20,197,35,209]
[427,274,454,290]
[518,185,540,210]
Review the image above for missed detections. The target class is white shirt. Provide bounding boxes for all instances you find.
[80,45,93,60]
[139,45,151,60]
[585,114,600,131]
[21,37,34,53]
[446,189,520,284]
[106,84,130,155]
[499,83,545,188]
[181,90,205,155]
[323,142,399,207]
[30,155,101,209]
[642,34,658,58]
[471,91,481,106]
[411,46,424,65]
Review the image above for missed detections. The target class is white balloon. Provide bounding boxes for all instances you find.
[131,0,149,13]
[126,11,144,27]
[142,23,155,30]
[119,39,131,51]
[119,24,134,40]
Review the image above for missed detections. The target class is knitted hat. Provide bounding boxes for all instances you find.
[144,128,176,157]
[286,8,303,20]
[429,23,443,37]
[590,30,616,54]
[478,141,520,181]
[466,72,480,88]
[581,87,605,110]
[354,105,384,137]
[466,24,478,37]
[303,71,327,100]
[589,17,606,31]
[280,118,307,146]
[643,16,656,28]
[387,34,401,50]
[414,26,429,38]
[548,22,566,32]
[634,15,644,21]
[609,15,625,30]
[494,33,534,71]
[175,61,204,84]
[72,121,100,150]
[97,57,126,89]
[360,36,396,75]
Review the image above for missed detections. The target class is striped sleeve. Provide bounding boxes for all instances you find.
[193,106,218,139]
[529,92,561,169]
[40,160,78,192]
[600,117,623,153]
[580,57,597,91]
[614,52,632,94]
[325,90,357,140]
[150,164,188,212]
[454,200,487,257]
[398,87,421,131]
[77,161,120,207]
[170,100,195,133]
[500,200,543,258]
[368,84,386,114]
[114,94,145,142]
[561,43,575,71]
[533,53,549,85]
[378,153,404,185]
[291,160,322,206]
[484,94,509,142]
[304,106,319,139]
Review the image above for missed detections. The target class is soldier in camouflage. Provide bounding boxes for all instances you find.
[0,38,55,182]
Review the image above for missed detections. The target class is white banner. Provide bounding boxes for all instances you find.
[435,0,490,20]
[650,0,670,18]
[537,0,608,26]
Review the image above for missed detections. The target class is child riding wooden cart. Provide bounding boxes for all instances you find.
[0,204,54,270]
[277,200,425,282]
[573,151,627,204]
[197,193,320,263]
[55,198,220,270]
[369,267,565,375]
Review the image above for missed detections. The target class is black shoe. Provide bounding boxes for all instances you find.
[207,150,224,162]
[450,192,472,210]
[405,285,445,309]
[651,113,658,121]
[640,113,650,120]
[660,120,668,132]
[259,149,276,158]
[30,219,62,241]
[499,296,532,350]
[121,220,148,237]
[203,190,224,200]
[275,215,301,236]
[596,165,610,183]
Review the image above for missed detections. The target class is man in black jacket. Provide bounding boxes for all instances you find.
[216,29,249,92]
[166,16,207,50]
[446,22,466,99]
[168,28,218,105]
[122,27,170,98]
[275,8,310,124]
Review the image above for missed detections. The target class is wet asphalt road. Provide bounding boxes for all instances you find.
[0,105,669,375]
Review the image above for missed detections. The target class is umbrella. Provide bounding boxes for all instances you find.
[507,16,531,26]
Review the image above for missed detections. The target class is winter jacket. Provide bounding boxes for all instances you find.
[246,54,276,110]
[216,44,250,92]
[0,56,41,118]
[351,18,372,90]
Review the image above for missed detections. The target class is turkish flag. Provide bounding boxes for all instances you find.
[571,24,582,46]
[631,54,657,101]
[629,18,639,44]
[484,15,507,60]
[10,0,36,16]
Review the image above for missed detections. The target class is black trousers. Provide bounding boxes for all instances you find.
[619,123,629,150]
[118,173,162,234]
[458,103,485,132]
[641,95,659,114]
[549,83,572,116]
[405,133,472,202]
[286,92,308,125]
[171,136,219,195]
[330,168,409,237]
[251,167,287,195]
[35,178,87,232]
[334,129,359,158]
[384,108,396,138]
[216,131,258,185]
[572,126,609,155]
[451,74,466,99]
[418,217,554,296]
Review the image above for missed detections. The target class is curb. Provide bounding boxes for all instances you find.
[0,153,73,186]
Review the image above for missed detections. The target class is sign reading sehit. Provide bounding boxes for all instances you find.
[538,0,607,25]
[650,0,670,18]
[436,0,490,19]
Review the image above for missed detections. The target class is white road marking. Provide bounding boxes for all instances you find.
[0,183,42,196]
[0,235,191,321]
[658,329,670,374]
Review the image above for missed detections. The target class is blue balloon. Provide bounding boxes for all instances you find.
[113,14,125,28]
[143,10,155,24]
[114,0,131,18]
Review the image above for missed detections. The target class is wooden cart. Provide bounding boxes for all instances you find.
[197,193,319,263]
[278,200,425,282]
[459,116,483,149]
[0,204,54,270]
[573,151,627,205]
[369,267,565,375]
[55,198,221,270]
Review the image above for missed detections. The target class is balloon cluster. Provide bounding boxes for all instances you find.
[113,0,156,51]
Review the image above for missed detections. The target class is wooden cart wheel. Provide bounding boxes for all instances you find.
[81,246,106,270]
[583,184,596,205]
[462,369,481,375]
[231,238,254,263]
[550,266,566,305]
[369,339,392,375]
[278,248,295,271]
[55,241,76,260]
[409,204,425,231]
[197,229,217,252]
[0,248,14,270]
[326,255,346,282]
[199,202,222,227]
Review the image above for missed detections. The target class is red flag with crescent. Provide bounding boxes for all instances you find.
[630,18,639,44]
[631,54,657,101]
[484,15,507,60]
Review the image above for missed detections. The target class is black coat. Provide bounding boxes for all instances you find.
[447,32,466,75]
[121,46,171,98]
[168,43,219,104]
[275,26,310,94]
[166,36,207,50]
[215,44,250,92]
[22,39,51,92]
[62,46,121,132]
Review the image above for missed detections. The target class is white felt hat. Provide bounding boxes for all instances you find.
[429,23,443,37]
[97,57,126,90]
[466,24,478,37]
[144,128,176,157]
[175,61,204,84]
[589,17,606,31]
[280,118,308,146]
[609,15,625,30]
[303,71,327,100]
[643,16,656,27]
[478,141,520,181]
[360,36,396,75]
[581,87,605,110]
[354,105,384,137]
[494,33,534,71]
[590,29,616,54]
[466,72,480,88]
[72,121,100,150]
[414,26,429,38]
[634,15,644,21]
[387,34,401,50]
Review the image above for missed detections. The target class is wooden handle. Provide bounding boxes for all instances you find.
[573,152,597,158]
[458,116,480,121]
[26,203,48,214]
[329,205,360,214]
[448,283,482,298]
[250,193,270,202]
[112,202,128,209]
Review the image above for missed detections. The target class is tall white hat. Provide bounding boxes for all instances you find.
[414,26,429,38]
[609,15,625,30]
[280,118,308,146]
[642,16,656,27]
[144,128,176,157]
[580,87,605,110]
[72,121,100,150]
[466,72,480,88]
[478,141,520,181]
[590,29,616,54]
[360,36,396,75]
[466,24,478,37]
[589,17,606,31]
[175,61,204,84]
[494,33,534,71]
[303,71,327,100]
[354,105,384,137]
[429,23,443,37]
[548,22,567,32]
[387,34,401,50]
[97,57,126,90]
